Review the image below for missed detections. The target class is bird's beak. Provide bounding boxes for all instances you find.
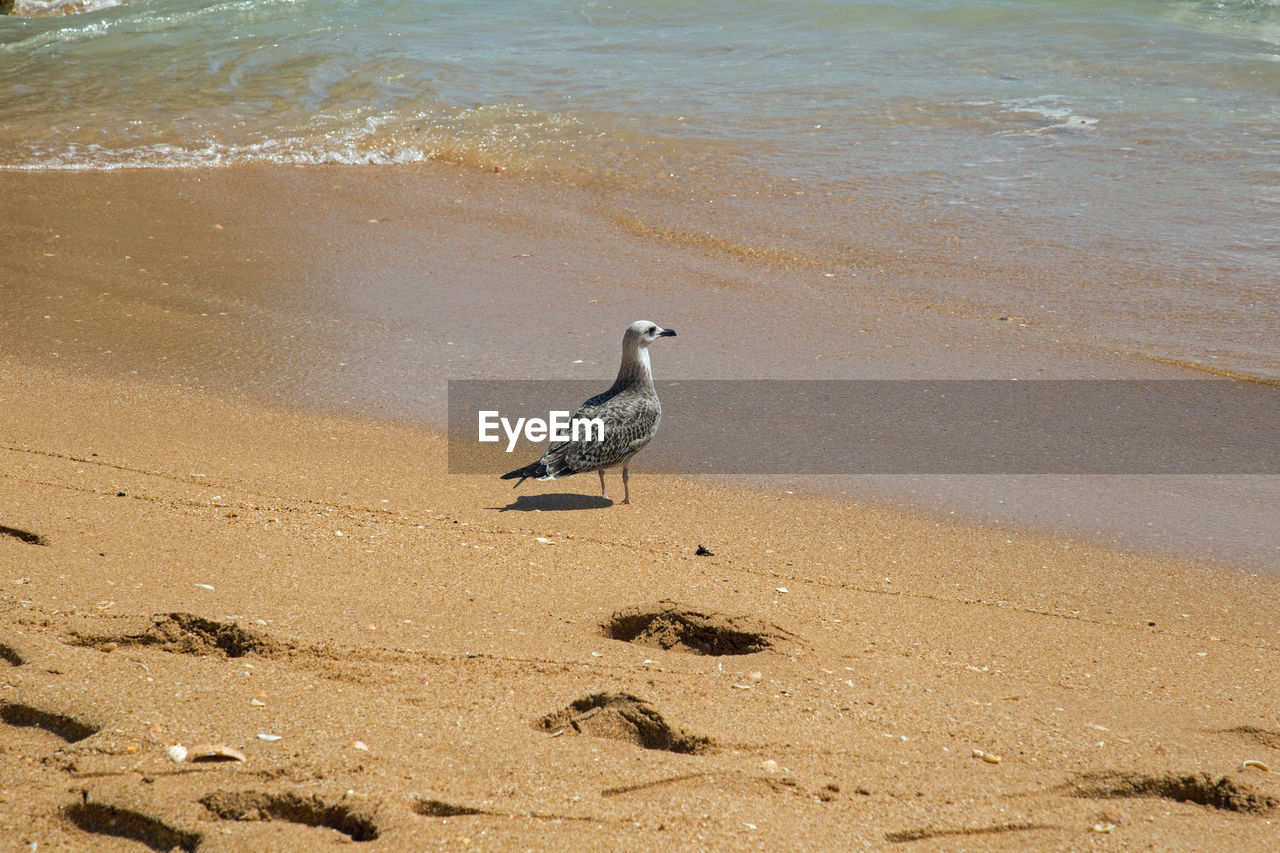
[659,327,677,337]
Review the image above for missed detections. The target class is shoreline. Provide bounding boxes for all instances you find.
[3,353,1280,849]
[4,162,1278,571]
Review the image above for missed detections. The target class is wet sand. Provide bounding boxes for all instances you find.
[3,164,1278,568]
[3,163,1280,849]
[3,162,1136,400]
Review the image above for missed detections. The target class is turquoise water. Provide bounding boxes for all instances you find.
[4,0,1279,375]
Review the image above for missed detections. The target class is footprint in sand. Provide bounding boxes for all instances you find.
[0,639,28,667]
[70,612,287,659]
[0,523,47,546]
[200,790,382,842]
[63,797,201,853]
[0,701,100,744]
[601,601,799,656]
[537,692,713,754]
[1071,771,1277,815]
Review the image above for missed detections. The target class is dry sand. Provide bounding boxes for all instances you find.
[3,354,1280,851]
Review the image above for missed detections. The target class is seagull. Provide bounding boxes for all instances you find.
[501,320,676,504]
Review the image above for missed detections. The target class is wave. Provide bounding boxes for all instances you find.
[1,0,121,19]
[0,102,658,177]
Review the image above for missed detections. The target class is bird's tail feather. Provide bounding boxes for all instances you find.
[501,461,547,487]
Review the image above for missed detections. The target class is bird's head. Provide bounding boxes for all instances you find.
[625,320,677,348]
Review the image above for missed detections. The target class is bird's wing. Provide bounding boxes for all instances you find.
[536,390,661,478]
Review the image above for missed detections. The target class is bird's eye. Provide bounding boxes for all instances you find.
[647,326,657,335]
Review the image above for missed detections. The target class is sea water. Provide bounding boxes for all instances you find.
[3,0,1278,378]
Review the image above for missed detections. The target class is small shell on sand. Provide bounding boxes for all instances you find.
[189,744,248,763]
[972,748,1002,764]
[166,744,188,763]
[1242,759,1270,772]
[257,733,282,742]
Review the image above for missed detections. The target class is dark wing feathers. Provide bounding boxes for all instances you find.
[503,385,661,483]
[498,459,548,485]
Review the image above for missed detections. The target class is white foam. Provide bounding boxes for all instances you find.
[1000,97,1098,134]
[0,102,609,173]
[3,0,121,17]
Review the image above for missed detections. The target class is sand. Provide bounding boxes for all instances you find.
[8,163,1278,571]
[3,163,1280,850]
[3,355,1280,851]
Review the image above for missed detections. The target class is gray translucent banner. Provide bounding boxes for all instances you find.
[447,380,1279,474]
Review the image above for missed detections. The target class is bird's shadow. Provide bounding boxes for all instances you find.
[490,493,614,513]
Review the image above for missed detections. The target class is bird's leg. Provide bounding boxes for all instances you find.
[622,465,631,505]
[598,469,608,500]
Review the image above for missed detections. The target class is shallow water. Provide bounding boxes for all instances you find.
[3,0,1279,377]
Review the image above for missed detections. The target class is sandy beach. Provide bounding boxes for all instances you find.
[7,0,1280,845]
[4,319,1280,850]
[3,162,1280,850]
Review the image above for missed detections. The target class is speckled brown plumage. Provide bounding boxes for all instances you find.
[502,320,676,504]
